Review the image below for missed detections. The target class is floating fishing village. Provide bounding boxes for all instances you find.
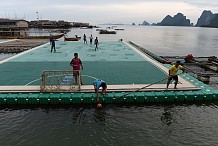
[0,18,218,107]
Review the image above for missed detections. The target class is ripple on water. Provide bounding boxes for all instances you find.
[0,104,218,145]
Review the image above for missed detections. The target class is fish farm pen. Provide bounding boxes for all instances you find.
[0,39,218,105]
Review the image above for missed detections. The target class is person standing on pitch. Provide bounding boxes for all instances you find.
[94,37,99,51]
[83,34,87,44]
[70,53,84,85]
[89,34,93,46]
[49,34,53,44]
[51,39,56,53]
[166,61,185,89]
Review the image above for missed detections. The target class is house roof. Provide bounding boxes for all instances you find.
[0,19,29,23]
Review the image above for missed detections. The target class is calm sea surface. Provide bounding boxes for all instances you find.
[68,25,218,57]
[1,26,218,146]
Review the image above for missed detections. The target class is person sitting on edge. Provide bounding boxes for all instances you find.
[70,53,84,85]
[93,79,107,102]
[166,61,185,89]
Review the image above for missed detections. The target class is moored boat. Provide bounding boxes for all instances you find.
[52,33,65,39]
[99,29,116,34]
[114,28,124,30]
[17,33,64,39]
[64,36,81,41]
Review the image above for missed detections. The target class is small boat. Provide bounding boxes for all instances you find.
[52,33,65,39]
[17,33,64,39]
[80,26,94,29]
[99,29,116,34]
[64,36,81,41]
[114,28,124,30]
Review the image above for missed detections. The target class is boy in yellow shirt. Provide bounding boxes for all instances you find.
[166,61,185,89]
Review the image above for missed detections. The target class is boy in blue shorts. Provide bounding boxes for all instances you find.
[93,79,107,102]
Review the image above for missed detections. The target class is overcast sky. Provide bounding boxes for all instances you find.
[0,0,218,25]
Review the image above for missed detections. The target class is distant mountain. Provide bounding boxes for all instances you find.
[206,14,218,27]
[157,13,191,26]
[159,15,173,25]
[141,21,150,25]
[151,23,158,26]
[195,10,215,27]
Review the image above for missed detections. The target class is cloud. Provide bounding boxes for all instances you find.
[0,0,218,24]
[184,0,218,8]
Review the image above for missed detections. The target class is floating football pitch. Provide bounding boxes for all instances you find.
[0,40,169,86]
[0,40,218,105]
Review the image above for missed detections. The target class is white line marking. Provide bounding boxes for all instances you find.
[124,41,196,88]
[0,42,49,64]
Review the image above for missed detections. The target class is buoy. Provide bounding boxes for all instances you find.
[97,103,102,109]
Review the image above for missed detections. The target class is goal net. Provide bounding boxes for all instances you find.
[40,70,81,92]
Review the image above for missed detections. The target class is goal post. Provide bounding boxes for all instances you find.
[40,70,81,92]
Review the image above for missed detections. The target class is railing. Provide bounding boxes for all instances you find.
[40,70,81,92]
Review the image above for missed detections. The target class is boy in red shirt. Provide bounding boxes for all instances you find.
[70,53,84,85]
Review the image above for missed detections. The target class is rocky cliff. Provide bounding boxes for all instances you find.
[141,21,150,25]
[158,13,190,26]
[195,10,215,27]
[208,14,218,27]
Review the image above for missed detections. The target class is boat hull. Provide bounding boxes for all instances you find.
[99,30,116,34]
[64,37,81,41]
[16,33,64,39]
